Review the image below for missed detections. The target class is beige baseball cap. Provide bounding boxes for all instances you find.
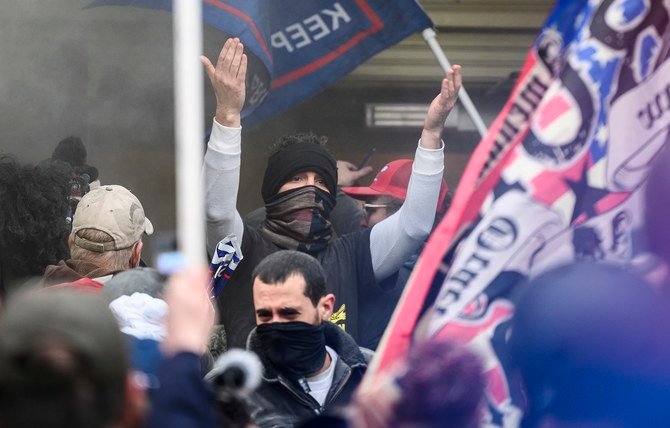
[72,185,154,252]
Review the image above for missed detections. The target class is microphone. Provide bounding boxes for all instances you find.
[205,349,263,397]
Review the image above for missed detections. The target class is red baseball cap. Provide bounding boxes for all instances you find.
[342,159,450,212]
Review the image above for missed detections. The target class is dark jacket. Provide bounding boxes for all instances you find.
[147,352,219,428]
[221,225,375,349]
[245,321,371,428]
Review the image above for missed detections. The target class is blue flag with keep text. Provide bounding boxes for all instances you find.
[89,0,432,126]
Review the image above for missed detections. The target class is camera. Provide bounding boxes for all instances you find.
[65,173,91,227]
[205,349,263,427]
[205,349,262,396]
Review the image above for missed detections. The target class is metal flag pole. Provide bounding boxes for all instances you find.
[173,0,206,266]
[422,28,488,138]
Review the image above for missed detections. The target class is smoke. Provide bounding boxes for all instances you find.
[0,1,504,263]
[0,1,179,258]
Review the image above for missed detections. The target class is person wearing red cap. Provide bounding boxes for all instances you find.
[341,160,450,349]
[201,38,459,352]
[342,159,449,228]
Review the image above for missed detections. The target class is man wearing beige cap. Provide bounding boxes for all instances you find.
[43,184,153,286]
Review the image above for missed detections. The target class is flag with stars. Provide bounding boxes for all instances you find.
[370,0,670,426]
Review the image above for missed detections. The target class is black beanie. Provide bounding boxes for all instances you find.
[52,136,99,182]
[261,142,337,203]
[52,136,87,166]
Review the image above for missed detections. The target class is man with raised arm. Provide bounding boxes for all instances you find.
[201,37,460,348]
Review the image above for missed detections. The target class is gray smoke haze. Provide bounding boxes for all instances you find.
[0,1,501,262]
[0,1,313,260]
[0,1,202,259]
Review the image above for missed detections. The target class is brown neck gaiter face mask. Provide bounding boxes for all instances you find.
[261,186,335,254]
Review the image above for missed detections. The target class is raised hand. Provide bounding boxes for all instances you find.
[421,65,462,149]
[337,160,374,187]
[200,38,248,127]
[162,265,215,357]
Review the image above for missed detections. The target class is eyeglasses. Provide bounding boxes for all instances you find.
[363,203,389,217]
[363,203,389,210]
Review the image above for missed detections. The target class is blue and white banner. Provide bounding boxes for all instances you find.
[371,0,670,426]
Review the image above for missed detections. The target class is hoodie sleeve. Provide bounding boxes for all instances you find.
[204,119,245,252]
[368,140,444,281]
[147,352,218,428]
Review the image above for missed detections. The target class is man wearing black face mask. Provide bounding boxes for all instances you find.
[245,250,371,427]
[201,38,459,348]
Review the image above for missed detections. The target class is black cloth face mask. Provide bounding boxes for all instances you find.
[256,321,327,380]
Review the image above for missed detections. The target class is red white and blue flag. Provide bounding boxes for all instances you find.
[89,0,432,126]
[370,0,670,425]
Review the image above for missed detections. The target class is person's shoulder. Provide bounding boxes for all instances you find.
[327,228,372,251]
[41,259,84,287]
[317,230,373,278]
[48,277,105,293]
[245,384,307,428]
[241,222,274,250]
[243,207,266,230]
[324,322,368,368]
[340,227,373,240]
[237,224,282,275]
[358,346,374,364]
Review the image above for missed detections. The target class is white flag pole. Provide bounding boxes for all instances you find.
[173,0,205,266]
[422,28,488,138]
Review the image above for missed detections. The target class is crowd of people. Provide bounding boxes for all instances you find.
[1,36,670,428]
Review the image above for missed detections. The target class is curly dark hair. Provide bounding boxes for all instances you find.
[0,156,71,281]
